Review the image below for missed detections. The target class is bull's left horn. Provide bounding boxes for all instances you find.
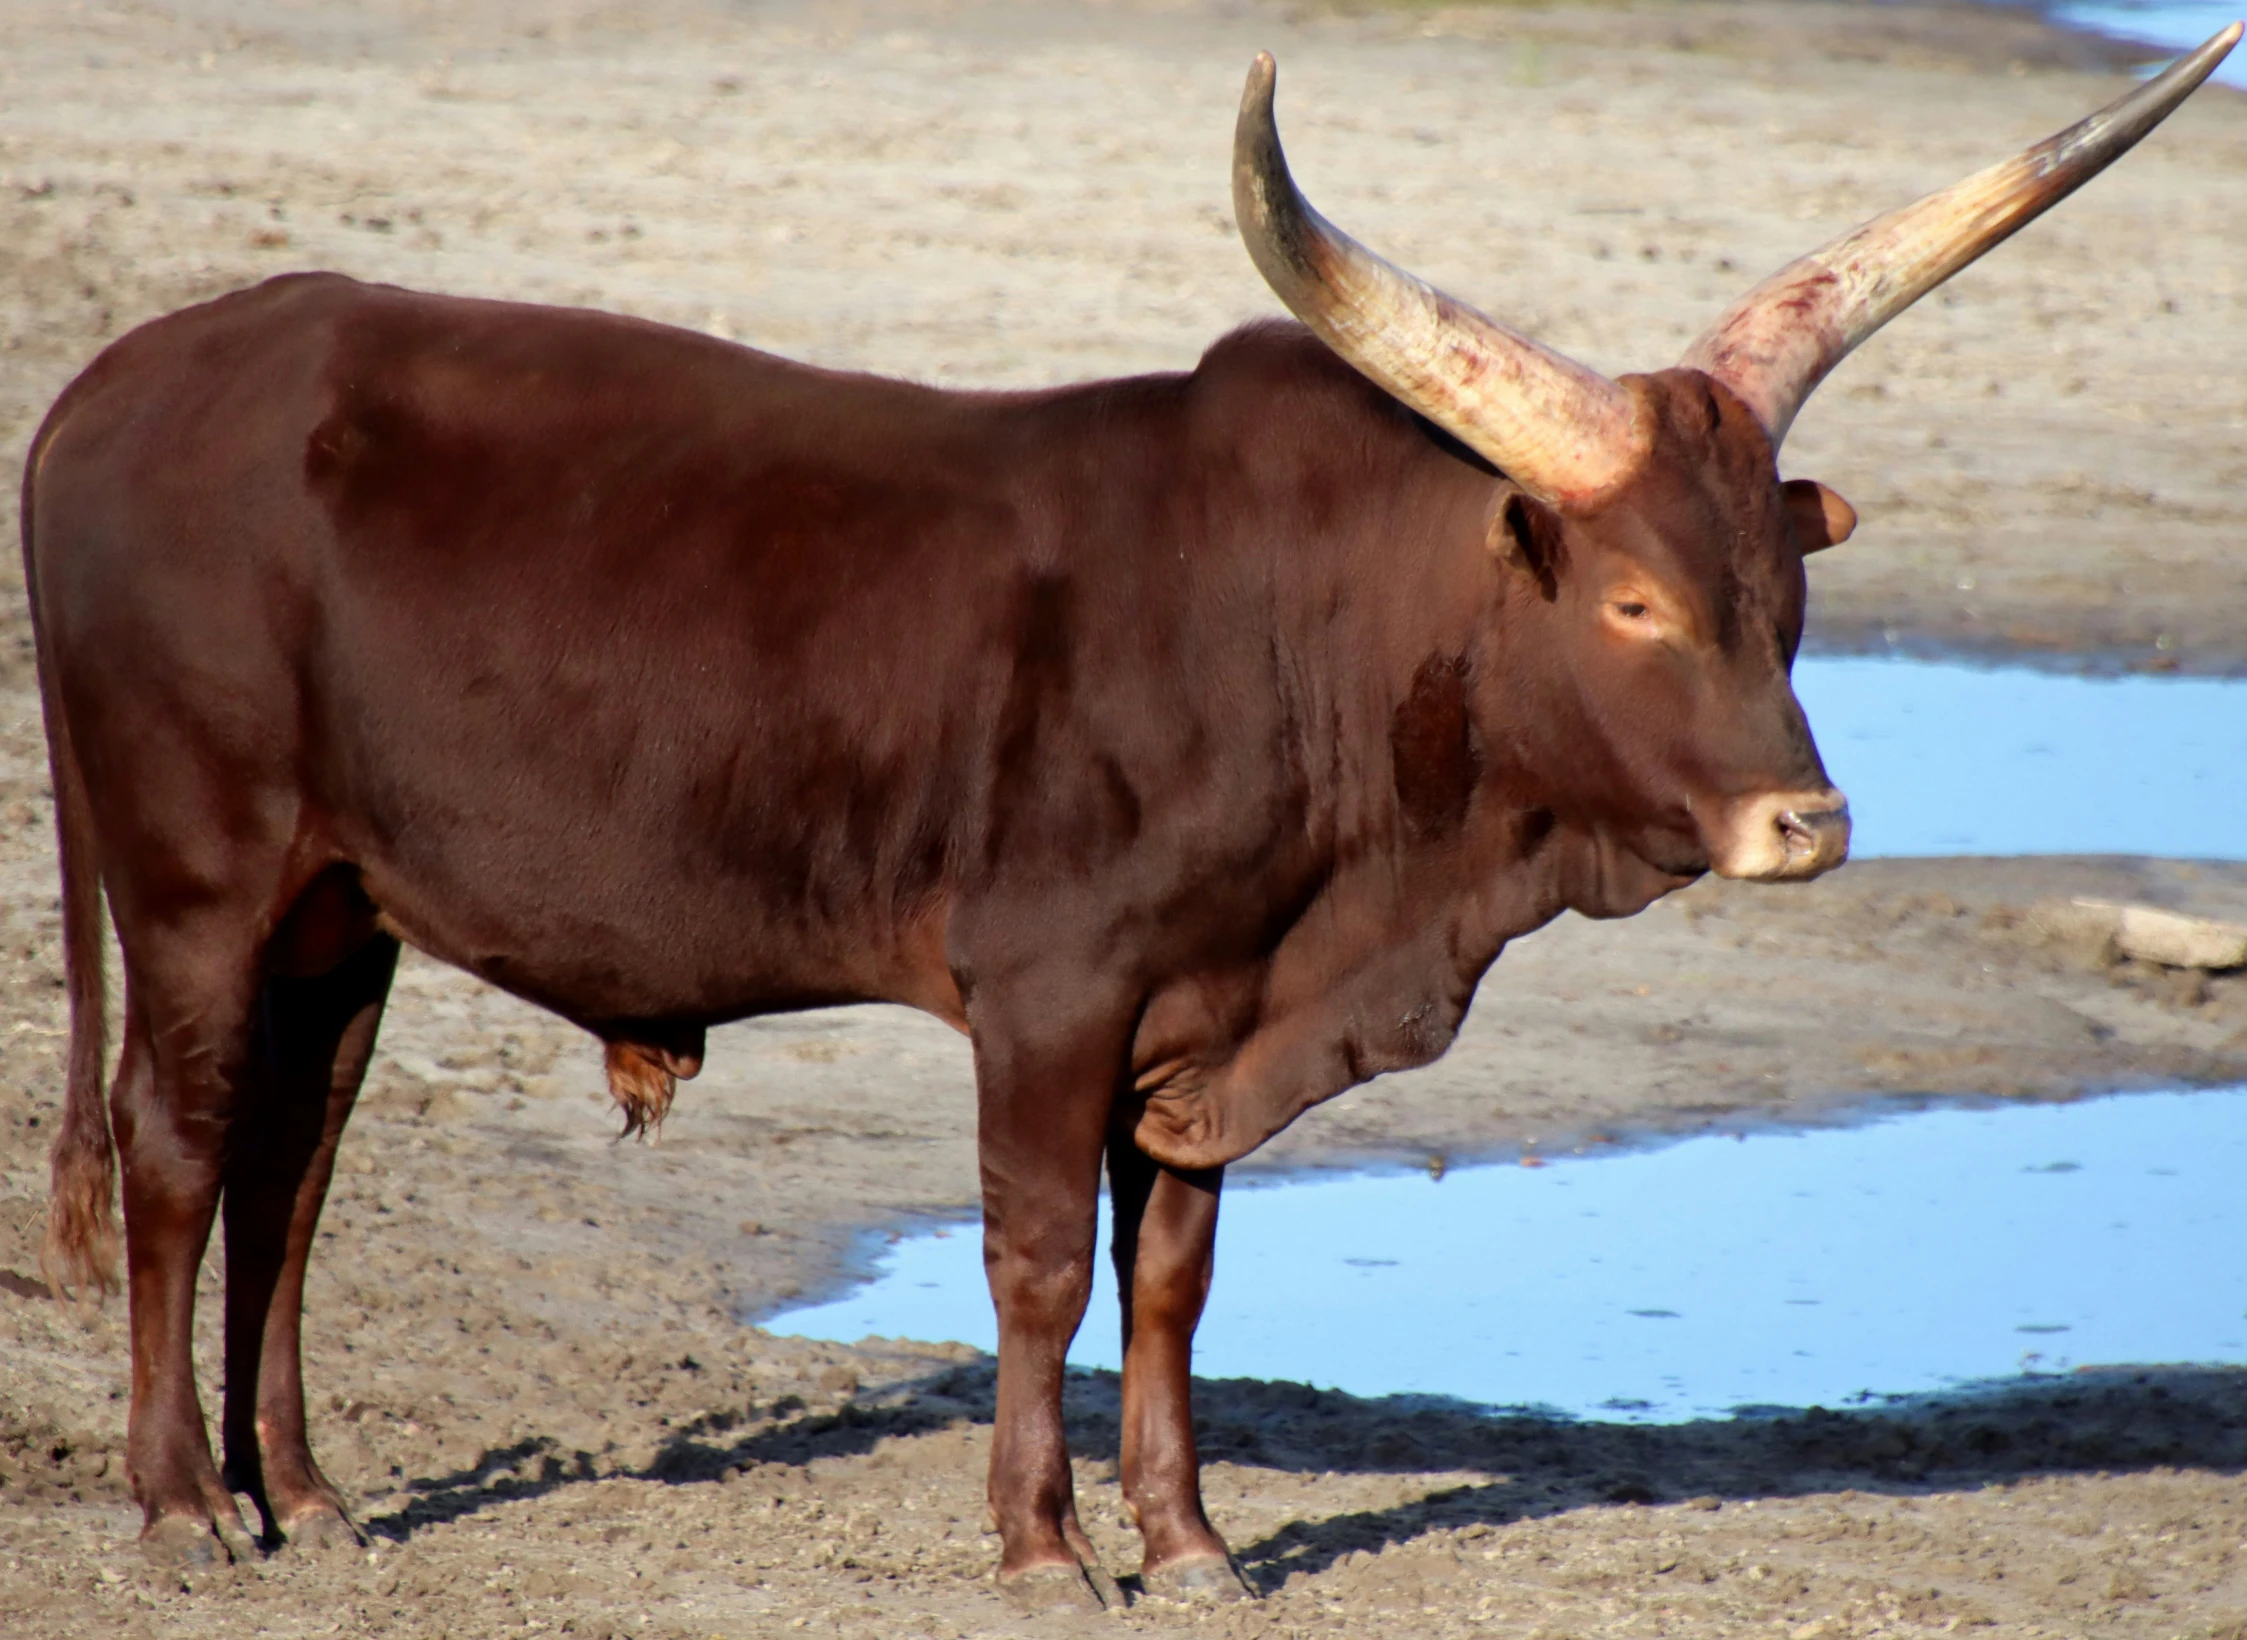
[1684,23,2242,447]
[1233,54,1651,510]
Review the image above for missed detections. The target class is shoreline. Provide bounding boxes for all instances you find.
[1802,625,2231,677]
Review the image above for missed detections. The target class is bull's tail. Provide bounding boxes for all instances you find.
[23,417,119,1301]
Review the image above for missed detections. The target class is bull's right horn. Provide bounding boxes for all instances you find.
[1233,54,1651,511]
[1684,24,2242,448]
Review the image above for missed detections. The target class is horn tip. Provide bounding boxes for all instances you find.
[1244,51,1277,102]
[2187,20,2241,64]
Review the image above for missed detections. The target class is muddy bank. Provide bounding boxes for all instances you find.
[6,1329,2244,1639]
[6,1,2247,1635]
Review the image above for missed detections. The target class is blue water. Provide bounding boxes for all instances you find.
[1793,658,2246,859]
[2049,2,2247,85]
[774,1087,2247,1421]
[768,658,2247,1417]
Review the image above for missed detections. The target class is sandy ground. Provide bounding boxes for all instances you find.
[3,1,2247,1635]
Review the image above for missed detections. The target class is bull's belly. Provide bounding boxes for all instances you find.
[345,817,960,1032]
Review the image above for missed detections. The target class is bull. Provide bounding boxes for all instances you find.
[25,27,2237,1607]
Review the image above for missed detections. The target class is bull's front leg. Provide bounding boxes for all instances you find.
[968,988,1129,1612]
[1107,1139,1252,1601]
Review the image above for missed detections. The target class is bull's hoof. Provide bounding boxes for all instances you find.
[139,1516,221,1569]
[997,1560,1114,1614]
[277,1505,364,1553]
[1141,1553,1255,1603]
[215,1514,261,1564]
[1077,1557,1126,1610]
[140,1513,254,1570]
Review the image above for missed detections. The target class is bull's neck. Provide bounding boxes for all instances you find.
[1255,455,1685,965]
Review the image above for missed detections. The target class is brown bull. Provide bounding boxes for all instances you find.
[26,30,2237,1607]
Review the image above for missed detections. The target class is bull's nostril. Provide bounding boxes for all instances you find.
[1715,793,1850,881]
[1775,804,1850,863]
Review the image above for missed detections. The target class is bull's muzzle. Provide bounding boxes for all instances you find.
[1708,789,1851,882]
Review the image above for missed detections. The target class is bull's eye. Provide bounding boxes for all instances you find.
[1602,593,1666,640]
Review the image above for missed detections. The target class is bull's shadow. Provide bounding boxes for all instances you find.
[364,1356,2247,1591]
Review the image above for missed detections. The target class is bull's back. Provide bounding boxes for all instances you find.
[25,275,1288,1029]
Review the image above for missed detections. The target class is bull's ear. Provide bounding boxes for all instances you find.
[1781,478,1856,554]
[1486,488,1564,598]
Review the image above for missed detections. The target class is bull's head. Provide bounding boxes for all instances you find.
[1235,27,2239,883]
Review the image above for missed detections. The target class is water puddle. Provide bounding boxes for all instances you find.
[771,1087,2247,1421]
[1792,658,2246,859]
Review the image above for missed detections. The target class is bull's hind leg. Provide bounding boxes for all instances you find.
[220,923,397,1550]
[1106,1140,1250,1601]
[110,915,269,1567]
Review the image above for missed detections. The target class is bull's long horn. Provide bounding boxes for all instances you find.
[1685,24,2242,446]
[1233,54,1650,509]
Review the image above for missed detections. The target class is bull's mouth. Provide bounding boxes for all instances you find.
[1707,789,1851,882]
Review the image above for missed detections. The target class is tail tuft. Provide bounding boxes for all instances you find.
[41,1112,119,1302]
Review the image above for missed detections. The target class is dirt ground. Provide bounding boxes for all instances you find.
[3,1,2246,1636]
